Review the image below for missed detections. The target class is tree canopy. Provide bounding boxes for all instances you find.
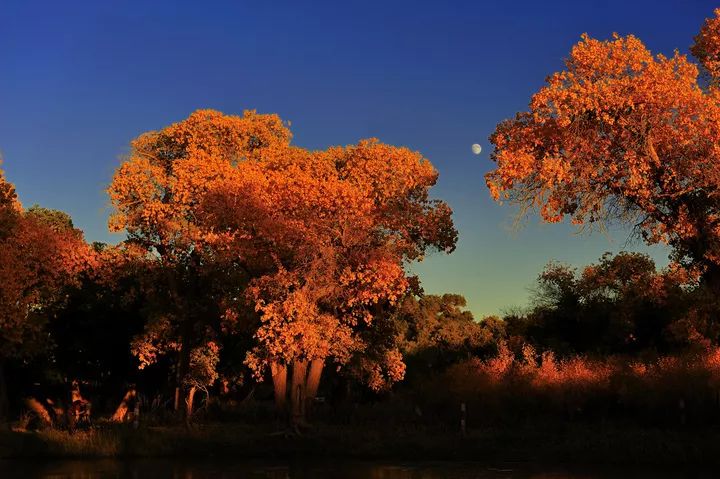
[486,9,720,286]
[108,109,457,421]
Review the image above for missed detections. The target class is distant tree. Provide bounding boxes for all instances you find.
[515,252,691,356]
[399,295,492,358]
[486,9,720,291]
[25,205,74,232]
[394,294,504,381]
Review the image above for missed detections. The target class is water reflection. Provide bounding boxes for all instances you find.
[0,460,712,479]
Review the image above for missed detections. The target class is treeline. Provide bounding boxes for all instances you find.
[394,254,720,429]
[0,109,458,429]
[2,154,720,431]
[5,209,720,432]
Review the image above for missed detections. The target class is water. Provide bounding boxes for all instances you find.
[0,460,713,479]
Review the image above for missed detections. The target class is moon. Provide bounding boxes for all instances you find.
[471,144,482,155]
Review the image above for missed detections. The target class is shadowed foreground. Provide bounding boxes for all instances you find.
[0,458,717,479]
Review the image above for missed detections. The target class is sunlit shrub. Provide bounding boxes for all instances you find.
[415,344,720,427]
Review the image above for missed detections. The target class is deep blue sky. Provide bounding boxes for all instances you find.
[0,0,715,316]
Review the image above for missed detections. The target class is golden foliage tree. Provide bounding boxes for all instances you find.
[108,109,291,416]
[486,9,720,288]
[201,135,457,424]
[110,109,456,425]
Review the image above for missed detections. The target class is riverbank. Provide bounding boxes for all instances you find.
[1,423,718,466]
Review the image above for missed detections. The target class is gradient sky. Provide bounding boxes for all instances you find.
[0,0,715,317]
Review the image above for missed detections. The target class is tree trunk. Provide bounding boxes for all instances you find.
[291,360,308,428]
[112,388,137,422]
[25,398,53,428]
[70,379,83,403]
[173,355,182,411]
[270,361,288,413]
[304,359,324,419]
[306,359,324,402]
[185,385,197,423]
[0,360,8,429]
[173,321,192,417]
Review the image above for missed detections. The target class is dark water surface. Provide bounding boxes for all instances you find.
[0,460,713,479]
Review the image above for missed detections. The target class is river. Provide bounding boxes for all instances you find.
[0,460,713,478]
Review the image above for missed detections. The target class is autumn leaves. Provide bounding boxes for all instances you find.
[7,7,720,429]
[107,109,457,421]
[486,9,720,290]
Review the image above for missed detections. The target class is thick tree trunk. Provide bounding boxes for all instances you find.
[290,360,308,428]
[271,359,325,428]
[0,360,8,429]
[270,361,288,413]
[304,359,324,419]
[185,385,197,423]
[112,388,137,422]
[306,359,324,401]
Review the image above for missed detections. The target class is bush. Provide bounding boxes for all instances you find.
[404,343,720,428]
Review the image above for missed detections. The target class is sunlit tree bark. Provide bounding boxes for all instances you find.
[270,361,288,413]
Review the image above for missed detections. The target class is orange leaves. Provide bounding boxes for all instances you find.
[0,171,93,359]
[108,109,291,258]
[131,315,177,369]
[487,12,720,273]
[109,109,456,391]
[340,257,408,311]
[566,33,653,80]
[327,139,439,205]
[0,165,20,213]
[355,348,406,392]
[692,8,720,82]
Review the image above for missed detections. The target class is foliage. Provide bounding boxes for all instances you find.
[486,10,720,285]
[393,294,504,383]
[506,252,706,356]
[12,9,720,438]
[192,116,458,393]
[421,341,720,429]
[0,168,93,360]
[107,110,289,407]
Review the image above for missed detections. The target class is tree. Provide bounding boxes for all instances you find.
[486,9,720,289]
[0,168,92,426]
[110,110,457,425]
[108,109,291,417]
[394,294,504,382]
[200,137,457,425]
[514,252,689,356]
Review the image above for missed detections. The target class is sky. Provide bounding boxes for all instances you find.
[0,0,716,317]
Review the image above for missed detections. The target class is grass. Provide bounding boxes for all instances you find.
[2,421,720,466]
